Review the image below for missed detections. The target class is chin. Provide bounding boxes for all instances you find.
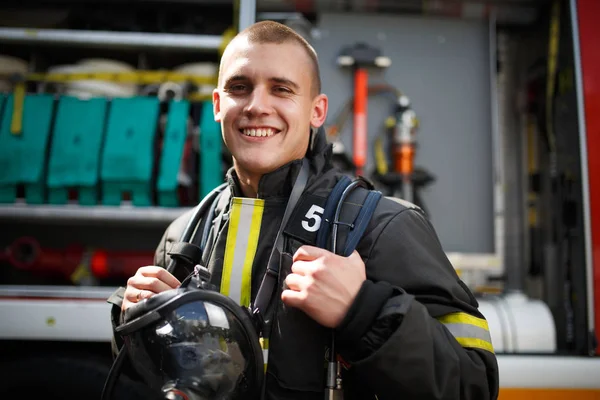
[237,157,281,175]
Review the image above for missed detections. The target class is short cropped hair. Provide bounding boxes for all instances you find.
[220,20,322,97]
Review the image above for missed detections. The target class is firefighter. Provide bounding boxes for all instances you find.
[110,20,499,399]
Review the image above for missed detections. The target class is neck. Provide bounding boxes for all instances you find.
[234,165,261,198]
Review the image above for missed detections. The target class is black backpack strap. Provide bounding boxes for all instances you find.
[201,187,231,266]
[199,187,228,253]
[253,159,311,331]
[167,242,203,269]
[166,186,230,273]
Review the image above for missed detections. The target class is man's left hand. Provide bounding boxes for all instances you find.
[281,245,366,328]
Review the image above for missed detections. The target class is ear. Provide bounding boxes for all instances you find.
[213,89,222,122]
[310,93,328,128]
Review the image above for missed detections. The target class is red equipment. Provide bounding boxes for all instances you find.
[1,237,154,282]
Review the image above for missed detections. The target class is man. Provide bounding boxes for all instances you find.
[112,20,499,399]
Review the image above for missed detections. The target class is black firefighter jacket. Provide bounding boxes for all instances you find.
[110,129,500,400]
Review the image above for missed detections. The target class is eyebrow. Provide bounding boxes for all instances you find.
[224,74,248,86]
[270,77,300,91]
[224,74,300,91]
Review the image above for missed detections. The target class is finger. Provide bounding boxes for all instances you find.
[123,288,142,304]
[128,275,174,294]
[281,289,306,308]
[137,266,181,289]
[348,250,361,261]
[122,298,134,312]
[137,289,153,301]
[122,297,147,312]
[292,245,330,262]
[290,260,311,275]
[154,269,181,288]
[123,288,156,307]
[284,273,307,291]
[135,265,165,276]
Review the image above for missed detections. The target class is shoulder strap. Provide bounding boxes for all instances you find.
[200,187,230,253]
[200,187,232,265]
[315,175,352,249]
[316,177,382,256]
[341,187,382,256]
[252,159,310,328]
[165,182,229,274]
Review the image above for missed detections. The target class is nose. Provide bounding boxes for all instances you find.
[243,85,273,117]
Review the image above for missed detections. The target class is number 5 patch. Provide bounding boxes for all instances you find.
[302,204,325,232]
[284,193,328,245]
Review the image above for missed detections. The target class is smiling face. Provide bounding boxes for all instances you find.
[213,37,328,183]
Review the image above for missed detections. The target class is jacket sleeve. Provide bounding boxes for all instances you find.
[107,222,173,359]
[108,208,195,359]
[335,207,500,400]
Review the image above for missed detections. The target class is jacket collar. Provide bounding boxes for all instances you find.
[225,127,334,199]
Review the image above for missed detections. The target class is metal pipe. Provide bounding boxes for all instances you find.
[0,204,188,226]
[307,1,538,25]
[497,31,526,293]
[570,0,597,354]
[0,28,223,52]
[238,0,256,32]
[489,10,506,280]
[0,285,115,299]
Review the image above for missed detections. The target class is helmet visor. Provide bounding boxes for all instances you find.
[126,299,260,399]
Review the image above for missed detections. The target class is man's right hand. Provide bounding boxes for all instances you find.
[122,266,181,311]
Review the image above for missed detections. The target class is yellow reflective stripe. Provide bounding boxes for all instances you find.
[220,198,269,371]
[455,337,495,354]
[437,312,495,354]
[437,312,489,331]
[220,198,264,306]
[220,199,241,297]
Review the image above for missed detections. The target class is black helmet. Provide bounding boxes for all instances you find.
[116,267,264,400]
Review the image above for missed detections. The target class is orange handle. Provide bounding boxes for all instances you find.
[353,68,368,175]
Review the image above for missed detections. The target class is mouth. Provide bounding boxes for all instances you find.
[239,127,280,138]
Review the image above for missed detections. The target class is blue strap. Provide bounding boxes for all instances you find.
[315,175,352,249]
[316,176,382,257]
[342,190,382,256]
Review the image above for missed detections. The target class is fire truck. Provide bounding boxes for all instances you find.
[0,0,598,398]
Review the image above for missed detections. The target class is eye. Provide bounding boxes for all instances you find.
[226,84,248,94]
[274,86,292,94]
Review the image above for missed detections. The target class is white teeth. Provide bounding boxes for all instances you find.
[242,128,275,137]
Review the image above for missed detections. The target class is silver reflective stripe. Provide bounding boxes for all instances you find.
[227,200,258,304]
[443,323,492,343]
[437,312,495,353]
